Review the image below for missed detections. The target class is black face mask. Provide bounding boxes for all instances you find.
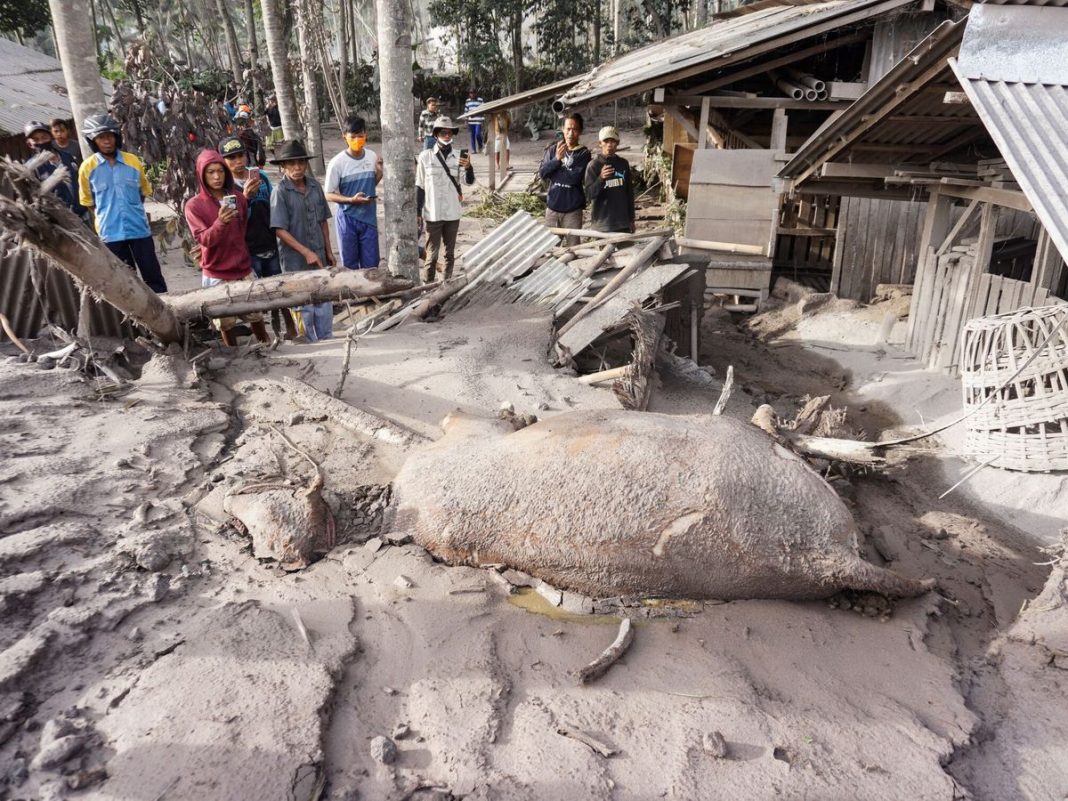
[30,141,54,154]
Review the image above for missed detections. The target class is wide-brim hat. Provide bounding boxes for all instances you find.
[431,116,460,134]
[269,139,311,164]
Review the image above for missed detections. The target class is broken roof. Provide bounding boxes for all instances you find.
[951,2,1068,266]
[558,0,919,108]
[778,19,973,186]
[0,38,112,137]
[461,0,919,120]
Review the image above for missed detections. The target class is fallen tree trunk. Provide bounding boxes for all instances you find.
[0,158,184,343]
[165,268,414,321]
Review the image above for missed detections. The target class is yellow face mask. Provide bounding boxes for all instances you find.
[346,134,367,149]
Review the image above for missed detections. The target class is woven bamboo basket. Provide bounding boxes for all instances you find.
[960,304,1068,472]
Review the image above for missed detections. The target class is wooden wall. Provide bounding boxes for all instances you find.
[831,196,927,301]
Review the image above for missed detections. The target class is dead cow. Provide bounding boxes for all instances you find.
[388,410,932,600]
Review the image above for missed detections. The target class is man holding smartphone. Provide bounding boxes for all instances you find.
[584,126,635,234]
[539,112,591,246]
[325,116,383,269]
[415,116,474,283]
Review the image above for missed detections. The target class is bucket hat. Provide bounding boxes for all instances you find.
[269,139,312,164]
[431,116,460,134]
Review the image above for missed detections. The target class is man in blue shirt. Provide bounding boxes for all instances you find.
[77,113,168,293]
[324,116,383,269]
[464,90,485,154]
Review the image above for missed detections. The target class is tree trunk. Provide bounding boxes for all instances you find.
[261,0,302,139]
[215,0,245,89]
[245,0,262,108]
[48,0,108,162]
[593,3,601,65]
[294,0,325,174]
[0,162,182,343]
[165,268,413,320]
[337,0,348,108]
[511,7,522,92]
[375,0,419,281]
[695,0,707,29]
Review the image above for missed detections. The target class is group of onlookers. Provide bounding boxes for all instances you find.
[23,95,634,348]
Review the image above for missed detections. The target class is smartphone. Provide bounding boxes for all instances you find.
[222,194,237,210]
[555,131,564,141]
[460,148,469,160]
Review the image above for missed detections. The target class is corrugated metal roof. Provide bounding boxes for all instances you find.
[0,232,132,339]
[0,39,112,137]
[559,0,917,108]
[779,19,971,183]
[953,5,1068,264]
[457,75,583,120]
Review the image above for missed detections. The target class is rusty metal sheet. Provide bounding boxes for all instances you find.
[0,233,132,339]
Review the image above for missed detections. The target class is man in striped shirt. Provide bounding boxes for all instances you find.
[418,97,440,150]
[464,90,485,154]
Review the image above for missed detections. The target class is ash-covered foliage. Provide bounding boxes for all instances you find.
[109,41,233,213]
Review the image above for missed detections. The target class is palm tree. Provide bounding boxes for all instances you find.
[375,0,418,280]
[261,0,301,139]
[48,0,108,159]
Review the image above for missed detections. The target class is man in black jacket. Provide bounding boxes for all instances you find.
[584,126,635,234]
[538,112,590,245]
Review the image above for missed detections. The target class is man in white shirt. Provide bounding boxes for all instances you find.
[415,117,474,284]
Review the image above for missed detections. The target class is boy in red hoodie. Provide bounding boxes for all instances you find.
[184,149,270,346]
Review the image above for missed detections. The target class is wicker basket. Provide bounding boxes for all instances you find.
[960,304,1068,472]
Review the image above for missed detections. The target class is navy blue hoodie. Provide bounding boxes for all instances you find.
[538,143,592,213]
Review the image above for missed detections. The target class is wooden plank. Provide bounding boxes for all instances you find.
[974,273,993,317]
[820,162,896,179]
[921,254,951,364]
[686,186,779,221]
[828,81,868,100]
[906,245,935,353]
[770,108,788,152]
[485,113,497,192]
[906,192,951,349]
[696,97,711,151]
[686,219,775,248]
[666,94,847,111]
[1034,286,1049,306]
[663,106,698,141]
[983,274,1001,316]
[689,149,778,187]
[934,199,980,256]
[937,185,1033,213]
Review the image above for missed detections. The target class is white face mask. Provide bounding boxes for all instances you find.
[436,136,452,148]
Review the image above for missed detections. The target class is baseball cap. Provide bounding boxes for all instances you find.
[219,136,246,157]
[598,126,620,142]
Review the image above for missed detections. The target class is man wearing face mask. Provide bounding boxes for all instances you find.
[324,116,383,269]
[538,112,591,246]
[23,120,85,218]
[415,116,474,284]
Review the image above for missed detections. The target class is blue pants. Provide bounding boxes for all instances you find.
[106,236,167,293]
[250,251,281,278]
[336,215,380,269]
[469,124,482,152]
[301,301,333,341]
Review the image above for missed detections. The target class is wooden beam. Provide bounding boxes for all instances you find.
[937,184,1033,213]
[820,162,896,179]
[666,94,848,110]
[697,97,711,150]
[934,199,980,256]
[770,108,788,151]
[884,115,975,125]
[663,105,699,141]
[794,181,917,201]
[486,112,497,192]
[687,31,870,94]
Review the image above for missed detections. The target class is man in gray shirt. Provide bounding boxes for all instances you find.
[268,140,337,341]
